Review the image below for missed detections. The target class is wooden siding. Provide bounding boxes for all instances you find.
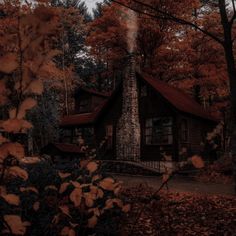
[177,113,216,159]
[138,80,178,161]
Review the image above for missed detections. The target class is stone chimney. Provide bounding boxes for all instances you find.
[116,53,141,161]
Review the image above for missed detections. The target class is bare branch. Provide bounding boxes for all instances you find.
[111,0,224,46]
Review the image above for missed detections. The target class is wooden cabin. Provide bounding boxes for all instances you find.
[58,73,218,171]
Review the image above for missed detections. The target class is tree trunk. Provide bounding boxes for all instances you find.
[219,0,236,192]
[225,55,236,192]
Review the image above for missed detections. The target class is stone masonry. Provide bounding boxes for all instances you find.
[116,54,141,161]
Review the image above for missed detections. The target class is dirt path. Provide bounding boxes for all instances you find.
[113,174,235,196]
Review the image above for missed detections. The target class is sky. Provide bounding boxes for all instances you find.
[85,0,104,13]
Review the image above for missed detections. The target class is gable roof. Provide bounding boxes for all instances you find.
[60,100,108,127]
[41,142,85,155]
[77,87,111,98]
[60,73,218,127]
[140,73,218,122]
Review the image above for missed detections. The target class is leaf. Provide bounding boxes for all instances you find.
[88,207,100,217]
[1,194,20,206]
[59,182,70,194]
[105,199,114,209]
[17,98,37,119]
[87,161,98,173]
[112,198,123,208]
[80,159,89,168]
[60,226,75,236]
[8,166,28,180]
[114,186,121,195]
[87,215,97,228]
[0,135,9,145]
[20,156,41,164]
[4,215,30,235]
[59,205,71,217]
[33,201,40,211]
[97,189,104,198]
[45,185,58,191]
[25,79,44,95]
[21,120,33,130]
[70,188,82,207]
[0,53,18,74]
[122,204,131,213]
[191,155,205,169]
[99,177,116,191]
[2,119,22,133]
[9,108,17,119]
[92,174,101,182]
[70,181,81,188]
[2,119,32,133]
[58,172,71,179]
[20,187,38,194]
[84,193,95,207]
[0,186,7,195]
[8,143,25,160]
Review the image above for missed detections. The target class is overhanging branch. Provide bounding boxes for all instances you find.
[111,0,224,46]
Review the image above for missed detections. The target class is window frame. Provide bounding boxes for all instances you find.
[180,119,189,142]
[145,117,173,145]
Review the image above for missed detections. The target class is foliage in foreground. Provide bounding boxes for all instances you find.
[0,158,129,235]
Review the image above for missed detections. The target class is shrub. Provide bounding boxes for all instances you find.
[0,157,129,235]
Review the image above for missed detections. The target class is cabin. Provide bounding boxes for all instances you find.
[56,72,218,172]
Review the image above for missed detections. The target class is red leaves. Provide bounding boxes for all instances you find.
[123,187,236,235]
[0,53,18,74]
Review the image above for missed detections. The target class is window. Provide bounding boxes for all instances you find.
[180,119,188,142]
[72,128,94,146]
[145,117,173,145]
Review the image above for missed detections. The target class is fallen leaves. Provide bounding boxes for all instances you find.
[122,187,236,235]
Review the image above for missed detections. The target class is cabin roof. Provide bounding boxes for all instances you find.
[77,87,111,98]
[60,101,107,127]
[60,73,218,127]
[43,142,85,154]
[140,73,218,122]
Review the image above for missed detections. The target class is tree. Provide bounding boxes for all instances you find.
[0,0,63,180]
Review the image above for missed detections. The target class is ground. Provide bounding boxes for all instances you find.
[115,174,235,195]
[121,186,236,236]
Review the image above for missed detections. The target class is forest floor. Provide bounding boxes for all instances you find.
[121,186,236,236]
[114,174,235,195]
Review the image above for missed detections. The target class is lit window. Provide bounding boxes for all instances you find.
[145,117,173,145]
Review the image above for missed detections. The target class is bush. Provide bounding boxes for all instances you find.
[0,157,130,235]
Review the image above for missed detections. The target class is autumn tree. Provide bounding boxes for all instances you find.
[111,0,236,190]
